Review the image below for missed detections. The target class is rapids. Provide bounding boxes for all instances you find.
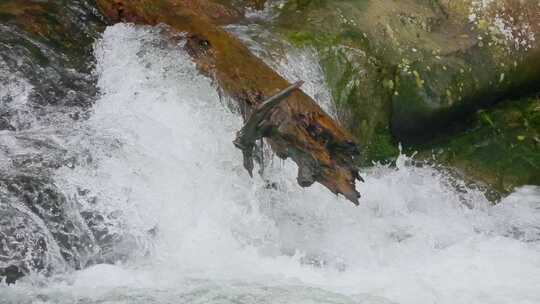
[1,24,540,304]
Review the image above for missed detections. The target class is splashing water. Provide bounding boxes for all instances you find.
[1,24,540,304]
[225,24,336,116]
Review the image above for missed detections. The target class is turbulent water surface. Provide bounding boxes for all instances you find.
[1,24,540,304]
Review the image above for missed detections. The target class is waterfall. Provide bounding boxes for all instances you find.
[1,23,539,304]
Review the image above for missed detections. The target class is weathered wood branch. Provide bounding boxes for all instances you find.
[95,0,362,204]
[234,81,304,177]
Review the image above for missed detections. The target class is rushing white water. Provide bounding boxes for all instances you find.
[225,24,336,116]
[2,24,540,304]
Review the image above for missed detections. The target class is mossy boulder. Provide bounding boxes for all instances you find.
[273,0,400,163]
[250,0,540,191]
[415,96,540,193]
[391,0,540,140]
[274,0,540,137]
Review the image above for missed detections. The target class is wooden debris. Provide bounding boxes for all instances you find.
[234,81,304,177]
[95,0,362,204]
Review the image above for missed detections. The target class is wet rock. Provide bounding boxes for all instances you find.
[391,0,540,141]
[0,196,66,283]
[0,175,98,271]
[0,173,140,284]
[275,0,539,135]
[0,1,108,283]
[272,0,410,162]
[257,0,540,191]
[178,0,245,25]
[415,96,540,193]
[0,0,104,127]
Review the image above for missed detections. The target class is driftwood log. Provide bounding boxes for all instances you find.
[95,0,362,204]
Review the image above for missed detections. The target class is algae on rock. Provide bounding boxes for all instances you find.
[416,96,540,193]
[262,0,540,191]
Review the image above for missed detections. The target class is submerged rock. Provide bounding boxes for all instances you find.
[0,1,132,283]
[1,176,98,269]
[0,0,102,131]
[0,201,64,284]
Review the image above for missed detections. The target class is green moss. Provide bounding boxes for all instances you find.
[364,126,400,164]
[269,0,540,193]
[286,31,335,48]
[415,96,540,192]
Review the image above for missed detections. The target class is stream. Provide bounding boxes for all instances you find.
[1,21,540,304]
